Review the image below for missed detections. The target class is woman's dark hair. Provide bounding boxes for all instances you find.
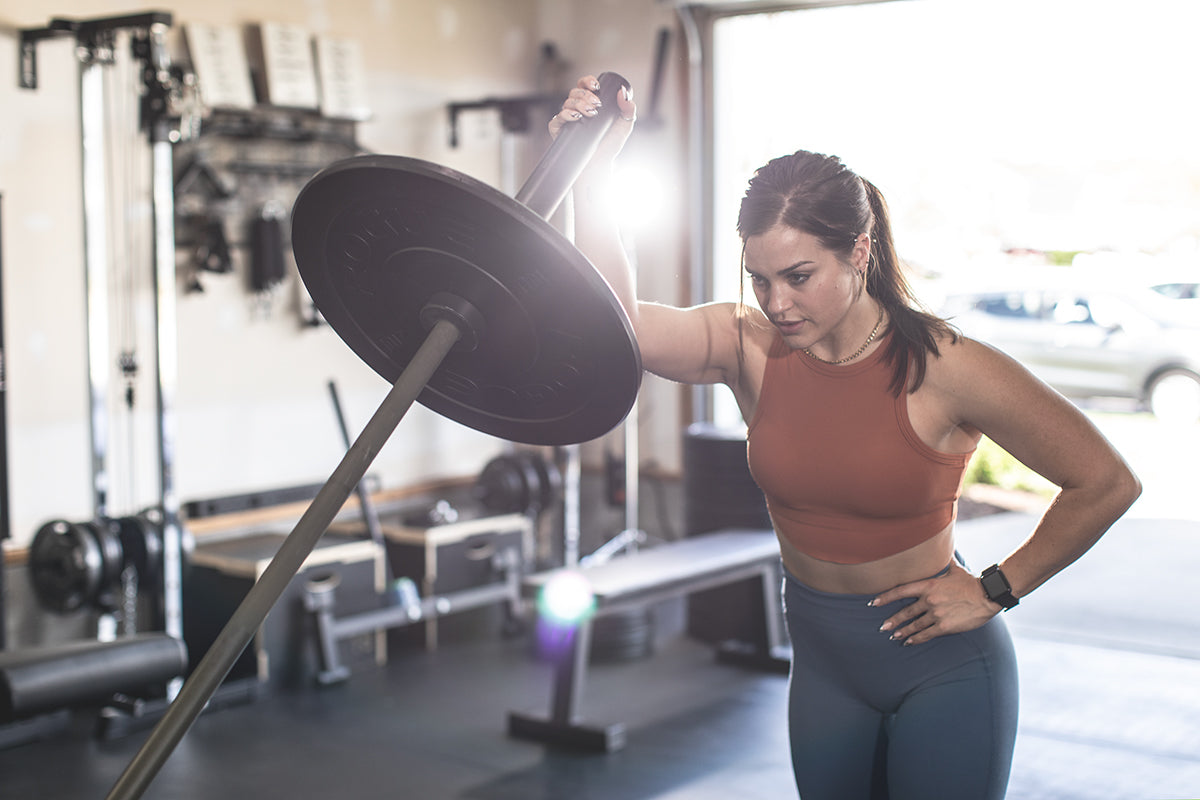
[736,149,958,394]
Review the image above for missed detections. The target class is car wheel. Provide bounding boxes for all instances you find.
[1147,368,1200,425]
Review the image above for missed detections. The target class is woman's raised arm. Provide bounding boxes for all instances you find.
[551,75,749,387]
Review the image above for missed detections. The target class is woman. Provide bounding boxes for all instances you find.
[552,76,1141,799]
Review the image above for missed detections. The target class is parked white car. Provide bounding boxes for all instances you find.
[940,284,1200,424]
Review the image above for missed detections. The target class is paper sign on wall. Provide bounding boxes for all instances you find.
[259,22,320,109]
[314,37,372,121]
[185,23,255,109]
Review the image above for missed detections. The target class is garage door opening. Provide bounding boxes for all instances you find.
[710,0,1200,430]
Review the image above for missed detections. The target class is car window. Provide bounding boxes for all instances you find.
[976,292,1043,319]
[1150,282,1199,300]
[1051,293,1161,336]
[1052,297,1092,324]
[1088,296,1130,329]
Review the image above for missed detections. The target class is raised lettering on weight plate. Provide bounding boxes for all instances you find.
[435,370,479,399]
[510,263,550,299]
[358,207,402,240]
[334,231,375,295]
[440,213,479,255]
[378,204,421,241]
[376,331,407,361]
[547,361,583,393]
[516,383,560,405]
[545,327,585,350]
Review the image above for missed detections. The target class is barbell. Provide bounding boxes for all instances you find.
[105,72,640,799]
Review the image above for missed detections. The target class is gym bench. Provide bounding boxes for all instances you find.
[507,529,789,752]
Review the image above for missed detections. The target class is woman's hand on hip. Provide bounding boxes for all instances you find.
[869,562,1002,645]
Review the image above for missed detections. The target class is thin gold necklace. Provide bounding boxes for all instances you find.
[803,307,885,365]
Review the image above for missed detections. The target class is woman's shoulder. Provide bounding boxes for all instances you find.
[929,331,994,374]
[924,331,1039,399]
[934,331,1013,366]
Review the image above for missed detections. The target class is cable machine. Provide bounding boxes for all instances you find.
[0,193,8,651]
[18,10,196,671]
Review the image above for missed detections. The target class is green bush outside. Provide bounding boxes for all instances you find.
[964,436,1056,496]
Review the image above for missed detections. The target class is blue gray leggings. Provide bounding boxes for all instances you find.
[783,563,1019,800]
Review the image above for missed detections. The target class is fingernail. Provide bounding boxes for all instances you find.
[866,599,877,607]
[570,111,582,119]
[890,632,904,641]
[622,85,633,101]
[585,106,599,116]
[902,640,914,647]
[878,621,892,632]
[590,79,600,90]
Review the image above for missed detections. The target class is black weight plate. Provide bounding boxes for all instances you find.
[519,451,562,512]
[116,513,163,587]
[30,520,101,614]
[291,155,641,446]
[477,454,530,514]
[86,519,126,589]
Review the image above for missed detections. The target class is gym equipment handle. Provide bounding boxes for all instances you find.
[514,71,628,219]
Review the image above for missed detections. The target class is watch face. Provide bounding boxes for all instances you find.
[981,569,1016,608]
[981,571,1007,596]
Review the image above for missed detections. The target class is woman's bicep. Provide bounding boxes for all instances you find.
[636,302,746,386]
[949,339,1133,492]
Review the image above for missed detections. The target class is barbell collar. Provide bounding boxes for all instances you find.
[419,292,483,353]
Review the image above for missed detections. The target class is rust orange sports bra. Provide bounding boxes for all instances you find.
[746,331,973,565]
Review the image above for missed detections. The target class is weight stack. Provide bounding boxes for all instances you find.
[683,423,775,648]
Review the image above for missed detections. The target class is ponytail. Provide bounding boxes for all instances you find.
[861,178,959,395]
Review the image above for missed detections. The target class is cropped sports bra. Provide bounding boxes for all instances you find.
[746,330,973,565]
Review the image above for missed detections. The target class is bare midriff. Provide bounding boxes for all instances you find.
[776,521,957,595]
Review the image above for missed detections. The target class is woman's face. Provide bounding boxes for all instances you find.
[743,224,865,351]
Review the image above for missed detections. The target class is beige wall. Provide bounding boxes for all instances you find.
[0,0,689,548]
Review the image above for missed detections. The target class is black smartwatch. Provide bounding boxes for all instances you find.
[979,564,1019,610]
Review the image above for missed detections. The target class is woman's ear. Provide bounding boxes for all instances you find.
[852,233,871,273]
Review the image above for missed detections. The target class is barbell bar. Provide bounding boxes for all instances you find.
[105,71,639,800]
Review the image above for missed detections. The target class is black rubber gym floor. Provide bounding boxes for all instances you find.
[6,513,1200,799]
[0,626,796,799]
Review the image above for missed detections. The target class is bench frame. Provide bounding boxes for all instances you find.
[507,529,789,752]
